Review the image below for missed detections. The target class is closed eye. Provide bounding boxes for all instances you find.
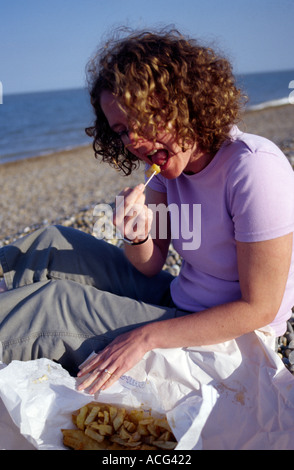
[116,129,129,138]
[111,124,129,138]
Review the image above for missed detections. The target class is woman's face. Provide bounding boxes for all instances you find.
[100,90,210,178]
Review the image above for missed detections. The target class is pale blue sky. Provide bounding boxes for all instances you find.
[1,0,293,94]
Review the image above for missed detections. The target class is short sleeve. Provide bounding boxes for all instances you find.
[144,164,167,193]
[227,150,294,242]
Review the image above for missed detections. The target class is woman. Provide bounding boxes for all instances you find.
[1,29,294,395]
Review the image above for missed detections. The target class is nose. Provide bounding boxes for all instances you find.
[127,130,141,147]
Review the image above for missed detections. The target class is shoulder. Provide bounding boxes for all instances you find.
[223,126,293,180]
[224,129,294,242]
[224,126,284,158]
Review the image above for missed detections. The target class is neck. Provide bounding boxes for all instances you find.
[184,148,214,174]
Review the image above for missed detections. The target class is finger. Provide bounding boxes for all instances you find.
[115,202,147,239]
[115,185,145,217]
[89,368,120,394]
[78,366,119,394]
[77,353,103,377]
[78,352,98,371]
[77,367,102,391]
[117,184,144,204]
[134,190,146,205]
[77,362,110,390]
[124,207,150,241]
[118,186,131,197]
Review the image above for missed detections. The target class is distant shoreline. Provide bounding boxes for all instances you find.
[0,102,293,167]
[0,143,91,167]
[246,97,292,111]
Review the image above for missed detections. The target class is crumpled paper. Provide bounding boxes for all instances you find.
[1,328,294,450]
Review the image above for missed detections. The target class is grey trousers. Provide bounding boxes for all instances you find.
[0,225,182,375]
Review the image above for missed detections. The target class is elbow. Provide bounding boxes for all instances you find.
[256,305,281,331]
[241,298,280,331]
[259,296,285,327]
[136,263,165,278]
[259,308,278,328]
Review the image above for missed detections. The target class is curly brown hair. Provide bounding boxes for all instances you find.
[85,27,247,175]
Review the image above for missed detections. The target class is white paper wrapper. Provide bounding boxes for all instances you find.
[1,328,294,450]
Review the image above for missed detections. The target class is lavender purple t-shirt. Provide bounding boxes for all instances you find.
[147,126,294,336]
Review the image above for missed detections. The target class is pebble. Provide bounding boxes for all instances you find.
[280,138,294,169]
[277,311,294,375]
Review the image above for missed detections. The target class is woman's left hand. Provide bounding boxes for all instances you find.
[77,327,149,394]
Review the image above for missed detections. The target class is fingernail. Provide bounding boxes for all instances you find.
[137,183,145,191]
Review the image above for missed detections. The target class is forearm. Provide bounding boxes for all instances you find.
[124,236,168,277]
[142,235,292,349]
[140,299,275,351]
[78,298,274,394]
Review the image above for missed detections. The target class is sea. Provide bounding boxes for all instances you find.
[0,69,293,164]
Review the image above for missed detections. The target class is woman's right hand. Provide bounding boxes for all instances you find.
[113,184,153,243]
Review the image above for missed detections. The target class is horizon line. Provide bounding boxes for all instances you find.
[3,67,294,97]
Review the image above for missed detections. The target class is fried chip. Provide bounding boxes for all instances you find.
[62,429,105,450]
[62,401,177,450]
[84,405,100,425]
[76,405,88,430]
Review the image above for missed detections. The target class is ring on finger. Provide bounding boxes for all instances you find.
[104,369,117,378]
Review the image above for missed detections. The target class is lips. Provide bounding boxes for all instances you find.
[148,149,169,169]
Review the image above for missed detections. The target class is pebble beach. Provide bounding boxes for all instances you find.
[1,104,294,372]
